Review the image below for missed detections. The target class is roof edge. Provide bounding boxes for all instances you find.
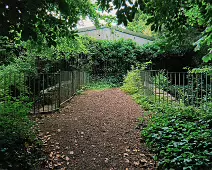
[113,27,155,41]
[77,26,155,41]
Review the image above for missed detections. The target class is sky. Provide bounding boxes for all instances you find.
[77,0,117,29]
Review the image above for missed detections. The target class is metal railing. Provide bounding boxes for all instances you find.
[0,70,89,114]
[140,70,212,106]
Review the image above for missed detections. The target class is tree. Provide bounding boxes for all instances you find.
[97,0,212,62]
[127,11,155,37]
[0,0,99,43]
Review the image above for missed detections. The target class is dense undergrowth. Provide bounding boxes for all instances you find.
[121,68,212,170]
[0,98,44,169]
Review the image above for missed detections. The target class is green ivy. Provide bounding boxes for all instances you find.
[142,104,212,170]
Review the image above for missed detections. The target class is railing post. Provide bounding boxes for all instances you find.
[191,73,194,105]
[154,71,157,103]
[166,71,169,104]
[42,73,45,112]
[183,73,185,105]
[205,72,208,103]
[58,70,61,108]
[33,75,36,113]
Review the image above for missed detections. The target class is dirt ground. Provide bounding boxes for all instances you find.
[37,88,156,170]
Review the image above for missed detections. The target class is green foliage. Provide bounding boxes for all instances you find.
[85,76,120,91]
[127,11,155,37]
[153,72,171,90]
[132,93,154,111]
[0,99,43,169]
[1,0,99,44]
[135,37,197,68]
[82,34,195,76]
[20,35,88,63]
[83,37,140,77]
[142,104,212,170]
[191,66,212,75]
[121,68,143,95]
[185,5,205,27]
[0,56,37,98]
[0,36,16,65]
[98,0,212,62]
[121,68,212,170]
[202,53,212,63]
[0,66,24,98]
[55,36,89,57]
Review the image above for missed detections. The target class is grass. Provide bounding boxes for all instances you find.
[77,77,121,94]
[84,81,117,91]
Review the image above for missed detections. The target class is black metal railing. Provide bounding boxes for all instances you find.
[0,70,89,114]
[140,70,212,106]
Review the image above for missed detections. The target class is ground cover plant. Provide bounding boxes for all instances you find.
[142,104,212,170]
[0,98,44,169]
[122,68,212,170]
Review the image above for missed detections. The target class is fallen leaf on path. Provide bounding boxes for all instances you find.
[124,158,130,164]
[69,151,74,155]
[125,148,130,152]
[133,148,140,152]
[49,152,54,158]
[105,158,109,163]
[140,159,147,163]
[65,156,70,161]
[133,161,140,166]
[140,153,145,157]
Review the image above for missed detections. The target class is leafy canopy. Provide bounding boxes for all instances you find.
[97,0,212,62]
[0,0,99,43]
[127,11,155,37]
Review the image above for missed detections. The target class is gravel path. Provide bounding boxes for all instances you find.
[38,88,156,170]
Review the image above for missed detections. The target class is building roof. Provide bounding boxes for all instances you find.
[77,26,154,41]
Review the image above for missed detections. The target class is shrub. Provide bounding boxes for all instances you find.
[82,37,140,78]
[0,56,37,98]
[121,68,143,94]
[0,98,43,169]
